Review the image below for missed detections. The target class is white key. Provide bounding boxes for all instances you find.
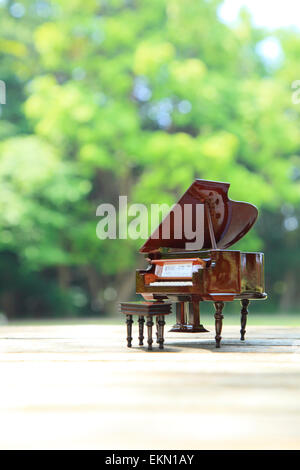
[149,281,193,286]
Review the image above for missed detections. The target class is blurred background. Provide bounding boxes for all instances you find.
[0,0,300,321]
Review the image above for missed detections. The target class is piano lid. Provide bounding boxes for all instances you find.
[139,179,258,253]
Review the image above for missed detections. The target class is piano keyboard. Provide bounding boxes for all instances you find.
[149,281,193,287]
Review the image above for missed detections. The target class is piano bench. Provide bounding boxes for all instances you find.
[119,302,172,350]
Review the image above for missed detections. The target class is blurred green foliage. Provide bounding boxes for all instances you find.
[0,0,300,318]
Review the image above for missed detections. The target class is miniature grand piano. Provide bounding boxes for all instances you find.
[136,179,267,347]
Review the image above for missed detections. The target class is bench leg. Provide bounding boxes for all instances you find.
[146,315,154,350]
[138,316,145,345]
[240,299,249,341]
[157,315,165,350]
[126,315,133,347]
[214,301,224,348]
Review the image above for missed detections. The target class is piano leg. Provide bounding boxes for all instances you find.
[188,301,209,333]
[138,315,145,345]
[146,315,154,350]
[178,301,186,324]
[214,301,224,348]
[157,315,165,349]
[240,299,249,341]
[169,302,186,332]
[189,301,199,327]
[126,315,133,348]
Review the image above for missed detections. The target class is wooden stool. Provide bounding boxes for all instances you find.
[119,302,172,350]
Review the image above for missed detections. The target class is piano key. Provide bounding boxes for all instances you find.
[149,281,193,286]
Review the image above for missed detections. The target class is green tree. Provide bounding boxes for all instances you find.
[0,0,300,317]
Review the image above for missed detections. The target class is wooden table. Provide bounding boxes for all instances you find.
[0,323,300,449]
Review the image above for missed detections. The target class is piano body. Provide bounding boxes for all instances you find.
[136,179,267,347]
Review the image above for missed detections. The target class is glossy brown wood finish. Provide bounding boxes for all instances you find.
[170,300,208,332]
[214,301,224,348]
[157,316,165,349]
[146,316,154,350]
[136,249,266,345]
[173,302,186,327]
[120,302,172,350]
[177,302,186,324]
[126,315,133,348]
[138,315,145,345]
[140,179,258,253]
[241,252,265,294]
[137,250,266,301]
[240,299,249,341]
